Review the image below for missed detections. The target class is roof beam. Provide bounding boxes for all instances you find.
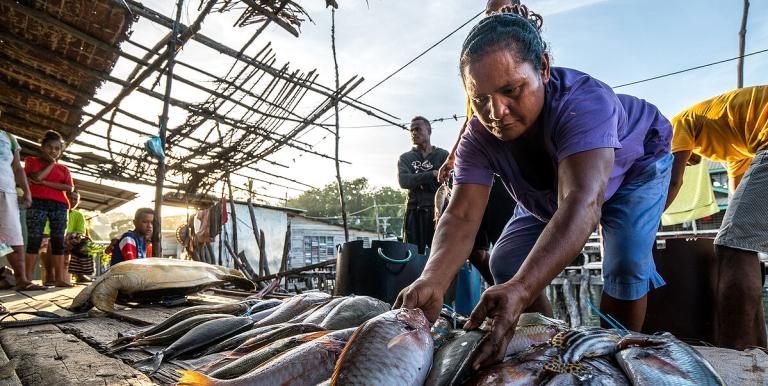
[0,0,121,57]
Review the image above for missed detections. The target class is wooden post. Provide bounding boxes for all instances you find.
[579,267,592,325]
[279,223,291,273]
[227,175,240,271]
[259,229,271,276]
[152,0,184,257]
[563,274,580,327]
[737,0,750,88]
[246,199,263,275]
[331,9,349,242]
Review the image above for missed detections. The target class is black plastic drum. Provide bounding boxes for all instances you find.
[334,240,428,305]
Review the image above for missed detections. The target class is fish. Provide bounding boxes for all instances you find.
[552,327,621,364]
[201,324,287,356]
[303,297,349,325]
[229,323,327,357]
[467,345,559,386]
[425,329,486,386]
[177,329,355,386]
[69,259,255,313]
[615,333,725,386]
[504,313,566,358]
[109,300,259,347]
[208,330,334,379]
[109,313,232,353]
[331,308,434,386]
[287,300,333,323]
[580,357,631,386]
[545,373,581,385]
[135,316,254,374]
[318,295,391,330]
[254,292,331,327]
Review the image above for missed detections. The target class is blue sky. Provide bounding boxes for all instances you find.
[85,0,768,214]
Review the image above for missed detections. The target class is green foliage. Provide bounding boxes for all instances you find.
[286,178,406,237]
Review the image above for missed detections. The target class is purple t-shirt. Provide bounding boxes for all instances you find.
[453,67,671,221]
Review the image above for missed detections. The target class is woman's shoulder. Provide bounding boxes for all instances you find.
[546,67,619,117]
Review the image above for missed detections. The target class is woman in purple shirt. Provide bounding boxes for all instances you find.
[395,6,672,368]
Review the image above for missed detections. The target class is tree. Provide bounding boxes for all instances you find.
[286,178,406,237]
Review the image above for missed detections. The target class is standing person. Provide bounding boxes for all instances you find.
[25,131,73,288]
[397,116,449,254]
[0,118,38,291]
[665,86,768,350]
[63,190,91,283]
[395,7,673,369]
[110,208,154,267]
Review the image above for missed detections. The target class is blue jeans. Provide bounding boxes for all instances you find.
[489,154,673,300]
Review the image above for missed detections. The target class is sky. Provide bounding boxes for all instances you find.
[75,0,768,217]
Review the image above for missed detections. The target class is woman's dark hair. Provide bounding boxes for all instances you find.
[460,4,548,78]
[41,130,63,146]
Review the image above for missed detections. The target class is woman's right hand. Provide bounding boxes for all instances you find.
[437,157,455,183]
[393,277,446,323]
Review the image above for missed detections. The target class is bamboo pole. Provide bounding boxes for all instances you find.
[153,0,185,257]
[331,9,350,241]
[737,0,750,88]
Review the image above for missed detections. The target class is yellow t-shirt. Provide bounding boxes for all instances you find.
[671,85,768,178]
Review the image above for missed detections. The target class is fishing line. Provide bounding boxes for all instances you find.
[584,298,628,337]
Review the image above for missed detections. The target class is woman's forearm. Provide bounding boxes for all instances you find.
[421,211,482,289]
[507,195,601,306]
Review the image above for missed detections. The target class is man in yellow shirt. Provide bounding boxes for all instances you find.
[667,85,768,350]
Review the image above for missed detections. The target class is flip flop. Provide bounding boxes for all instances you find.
[15,283,48,291]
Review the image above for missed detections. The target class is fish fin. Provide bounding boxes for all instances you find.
[218,274,255,291]
[301,330,331,342]
[386,330,427,350]
[176,370,216,386]
[134,352,164,374]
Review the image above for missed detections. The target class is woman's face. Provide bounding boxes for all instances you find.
[42,140,62,161]
[464,48,549,141]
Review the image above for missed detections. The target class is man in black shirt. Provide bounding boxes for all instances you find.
[398,116,449,254]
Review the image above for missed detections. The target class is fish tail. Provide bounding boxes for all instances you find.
[107,342,135,354]
[107,335,134,347]
[135,352,164,374]
[176,370,217,386]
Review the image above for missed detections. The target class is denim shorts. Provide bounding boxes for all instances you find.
[489,153,673,301]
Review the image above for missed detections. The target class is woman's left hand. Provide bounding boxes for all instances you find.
[463,281,531,369]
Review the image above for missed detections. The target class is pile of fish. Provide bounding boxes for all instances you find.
[111,292,725,385]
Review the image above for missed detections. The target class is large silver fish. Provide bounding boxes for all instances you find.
[303,297,349,325]
[109,313,232,353]
[331,308,433,386]
[110,300,263,347]
[254,292,331,326]
[505,313,567,358]
[468,345,559,386]
[201,324,287,356]
[318,295,391,330]
[177,329,356,386]
[580,357,631,386]
[551,327,621,364]
[135,316,254,374]
[425,329,486,386]
[208,330,332,379]
[615,333,725,386]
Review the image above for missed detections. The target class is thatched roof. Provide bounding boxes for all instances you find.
[0,0,135,143]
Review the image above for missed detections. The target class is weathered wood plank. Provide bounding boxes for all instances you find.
[0,324,155,385]
[0,336,22,386]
